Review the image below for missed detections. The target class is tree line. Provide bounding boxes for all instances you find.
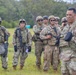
[0,0,76,28]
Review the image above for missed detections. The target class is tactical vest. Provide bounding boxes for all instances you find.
[21,29,28,43]
[15,28,28,47]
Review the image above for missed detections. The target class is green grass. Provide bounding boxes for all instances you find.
[0,28,61,75]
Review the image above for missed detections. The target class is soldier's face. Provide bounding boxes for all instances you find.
[49,19,55,25]
[37,19,43,25]
[43,19,48,24]
[55,20,59,25]
[19,23,25,28]
[66,10,76,24]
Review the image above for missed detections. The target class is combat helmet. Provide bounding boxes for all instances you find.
[48,15,55,20]
[36,16,43,21]
[61,17,67,22]
[19,19,26,25]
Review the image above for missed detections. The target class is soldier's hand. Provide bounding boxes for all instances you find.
[13,43,16,46]
[61,23,66,27]
[45,35,52,39]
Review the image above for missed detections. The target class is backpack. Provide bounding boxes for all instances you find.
[0,44,5,55]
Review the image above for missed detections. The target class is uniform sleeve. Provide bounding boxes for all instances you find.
[12,29,17,45]
[56,27,61,36]
[27,30,32,46]
[40,28,47,40]
[1,26,8,35]
[60,25,69,38]
[33,25,40,33]
[6,30,10,37]
[72,27,76,43]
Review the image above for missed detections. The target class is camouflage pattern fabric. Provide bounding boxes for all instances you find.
[40,25,60,71]
[13,27,32,67]
[59,21,76,75]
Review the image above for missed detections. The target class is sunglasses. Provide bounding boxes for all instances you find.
[37,19,43,22]
[50,20,55,21]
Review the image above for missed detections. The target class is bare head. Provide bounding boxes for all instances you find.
[66,8,76,24]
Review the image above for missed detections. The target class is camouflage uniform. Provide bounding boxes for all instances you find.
[13,23,32,69]
[0,26,8,69]
[60,17,67,31]
[40,25,60,71]
[33,24,44,68]
[59,21,76,75]
[55,16,60,27]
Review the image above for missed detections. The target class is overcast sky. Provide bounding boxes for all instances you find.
[16,0,75,3]
[63,0,76,3]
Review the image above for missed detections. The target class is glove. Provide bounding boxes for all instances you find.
[14,45,17,52]
[27,46,31,52]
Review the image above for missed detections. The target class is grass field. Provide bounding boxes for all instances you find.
[0,28,61,75]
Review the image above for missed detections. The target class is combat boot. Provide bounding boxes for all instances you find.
[13,65,16,70]
[62,73,70,75]
[53,68,58,73]
[20,65,23,70]
[37,65,41,69]
[2,66,7,70]
[43,69,48,72]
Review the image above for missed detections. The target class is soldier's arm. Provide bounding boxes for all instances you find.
[72,27,76,43]
[40,28,51,40]
[33,25,40,34]
[56,27,61,36]
[1,26,9,35]
[60,25,69,38]
[27,30,32,46]
[12,30,17,46]
[6,30,10,37]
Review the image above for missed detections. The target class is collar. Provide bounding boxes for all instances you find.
[50,25,55,29]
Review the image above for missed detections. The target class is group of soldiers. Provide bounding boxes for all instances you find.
[33,7,76,75]
[0,18,32,70]
[0,7,76,75]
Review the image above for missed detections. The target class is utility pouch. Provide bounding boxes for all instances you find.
[64,32,73,42]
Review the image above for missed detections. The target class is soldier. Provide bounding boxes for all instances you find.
[32,16,44,69]
[13,19,32,70]
[55,16,60,27]
[0,17,9,69]
[59,8,76,75]
[40,15,60,71]
[43,15,48,27]
[61,17,67,30]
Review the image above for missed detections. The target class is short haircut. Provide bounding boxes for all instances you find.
[68,7,76,14]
